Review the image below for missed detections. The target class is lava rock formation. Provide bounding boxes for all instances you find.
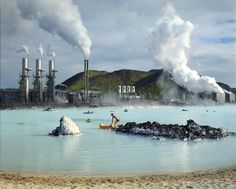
[116,119,235,140]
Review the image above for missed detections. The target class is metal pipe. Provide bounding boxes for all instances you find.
[49,60,54,77]
[84,59,87,102]
[22,58,27,76]
[34,58,43,102]
[86,59,89,103]
[21,58,30,102]
[36,59,42,76]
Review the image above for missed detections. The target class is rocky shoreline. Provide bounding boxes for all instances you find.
[116,119,236,140]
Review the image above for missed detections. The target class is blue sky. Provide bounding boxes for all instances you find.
[1,0,236,88]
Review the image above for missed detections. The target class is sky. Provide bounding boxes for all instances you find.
[1,0,236,89]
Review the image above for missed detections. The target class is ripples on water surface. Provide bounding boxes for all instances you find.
[0,105,236,175]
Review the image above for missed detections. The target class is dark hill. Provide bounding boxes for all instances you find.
[57,69,152,93]
[61,70,107,91]
[217,82,236,93]
[56,69,235,98]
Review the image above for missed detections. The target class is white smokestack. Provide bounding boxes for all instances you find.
[49,60,54,76]
[22,58,28,76]
[17,0,92,59]
[149,3,223,94]
[16,44,29,56]
[36,59,42,76]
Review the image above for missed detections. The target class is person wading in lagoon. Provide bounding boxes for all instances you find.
[111,113,120,128]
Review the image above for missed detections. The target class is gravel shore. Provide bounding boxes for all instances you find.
[1,167,236,188]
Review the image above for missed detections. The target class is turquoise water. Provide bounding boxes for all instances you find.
[0,105,236,175]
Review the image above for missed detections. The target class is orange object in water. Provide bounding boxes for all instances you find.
[99,123,115,129]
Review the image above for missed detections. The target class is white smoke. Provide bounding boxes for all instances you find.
[37,41,44,57]
[150,3,223,94]
[17,0,92,59]
[16,44,29,55]
[46,44,56,58]
[49,51,56,59]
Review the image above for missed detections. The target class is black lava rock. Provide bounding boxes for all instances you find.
[115,119,235,140]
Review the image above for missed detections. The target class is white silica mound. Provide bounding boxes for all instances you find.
[49,116,80,136]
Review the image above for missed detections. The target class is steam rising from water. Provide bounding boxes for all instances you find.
[17,0,92,59]
[150,3,223,94]
[16,44,29,55]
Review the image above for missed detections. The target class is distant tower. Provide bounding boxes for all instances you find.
[33,59,44,102]
[84,59,89,103]
[46,59,57,102]
[19,58,31,103]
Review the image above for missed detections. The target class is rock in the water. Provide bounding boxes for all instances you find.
[116,119,233,140]
[49,116,80,136]
[43,107,54,111]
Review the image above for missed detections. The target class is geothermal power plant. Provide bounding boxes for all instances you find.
[9,56,57,104]
[0,55,94,105]
[0,55,235,106]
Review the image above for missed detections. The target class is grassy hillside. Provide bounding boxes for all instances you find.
[56,69,185,97]
[62,70,107,92]
[89,69,150,93]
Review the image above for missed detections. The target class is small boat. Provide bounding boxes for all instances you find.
[99,123,115,129]
[83,111,94,114]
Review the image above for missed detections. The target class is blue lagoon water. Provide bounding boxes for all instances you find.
[0,105,236,175]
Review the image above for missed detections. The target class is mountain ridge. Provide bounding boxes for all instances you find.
[56,69,236,97]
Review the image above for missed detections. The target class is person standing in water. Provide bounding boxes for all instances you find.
[111,113,120,127]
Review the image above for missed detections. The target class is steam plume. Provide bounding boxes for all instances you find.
[37,42,44,57]
[46,44,56,58]
[150,3,223,94]
[16,44,29,55]
[17,0,92,59]
[49,51,56,59]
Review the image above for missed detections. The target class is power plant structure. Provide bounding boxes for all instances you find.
[33,58,44,102]
[46,59,57,102]
[84,59,89,103]
[2,56,58,104]
[19,57,31,103]
[1,56,236,106]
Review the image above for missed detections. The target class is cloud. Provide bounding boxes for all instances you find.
[200,37,236,44]
[1,0,236,88]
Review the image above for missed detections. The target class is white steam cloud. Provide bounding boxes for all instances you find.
[48,51,56,59]
[16,44,29,55]
[17,0,92,59]
[150,3,223,94]
[46,44,56,58]
[37,42,44,57]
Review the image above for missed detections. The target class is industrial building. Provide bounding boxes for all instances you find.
[1,56,235,106]
[117,85,142,100]
[0,56,97,105]
[0,57,58,105]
